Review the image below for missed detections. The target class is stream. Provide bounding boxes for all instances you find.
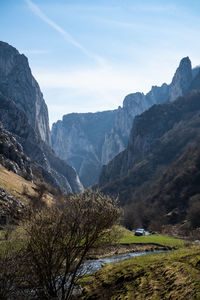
[82,250,168,274]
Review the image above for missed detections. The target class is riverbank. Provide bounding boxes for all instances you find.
[86,242,172,259]
[86,231,187,259]
[80,245,200,299]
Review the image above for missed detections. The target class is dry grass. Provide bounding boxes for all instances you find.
[0,165,35,202]
[0,164,53,205]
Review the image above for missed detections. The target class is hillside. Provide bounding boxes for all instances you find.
[98,90,200,230]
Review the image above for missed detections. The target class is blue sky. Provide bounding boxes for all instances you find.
[1,0,200,126]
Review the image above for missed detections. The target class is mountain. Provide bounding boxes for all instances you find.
[51,111,117,187]
[99,61,199,188]
[98,88,200,228]
[0,41,50,145]
[0,42,83,194]
[51,57,194,187]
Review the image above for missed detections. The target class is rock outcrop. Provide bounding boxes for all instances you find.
[169,57,193,101]
[0,41,51,145]
[0,187,25,226]
[0,121,32,180]
[51,57,194,187]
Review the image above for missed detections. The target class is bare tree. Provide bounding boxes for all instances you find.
[23,190,120,299]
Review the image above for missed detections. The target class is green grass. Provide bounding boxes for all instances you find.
[82,246,200,299]
[119,233,186,248]
[115,226,187,248]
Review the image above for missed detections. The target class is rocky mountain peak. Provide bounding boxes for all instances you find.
[0,41,51,145]
[169,56,192,101]
[123,92,145,107]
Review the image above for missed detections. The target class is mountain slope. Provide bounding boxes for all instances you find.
[51,57,194,187]
[98,90,200,226]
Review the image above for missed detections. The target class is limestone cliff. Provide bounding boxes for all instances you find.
[0,41,51,145]
[51,111,117,187]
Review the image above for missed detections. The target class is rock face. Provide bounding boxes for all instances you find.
[51,111,117,187]
[51,57,193,187]
[101,93,149,165]
[0,42,83,194]
[0,41,51,145]
[0,92,83,194]
[169,57,193,101]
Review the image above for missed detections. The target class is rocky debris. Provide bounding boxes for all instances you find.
[0,41,51,145]
[0,187,25,226]
[0,122,32,180]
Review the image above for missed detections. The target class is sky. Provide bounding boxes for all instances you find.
[1,0,200,126]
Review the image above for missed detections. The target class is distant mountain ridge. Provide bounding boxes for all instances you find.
[51,56,195,187]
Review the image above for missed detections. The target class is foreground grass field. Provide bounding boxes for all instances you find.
[82,246,200,299]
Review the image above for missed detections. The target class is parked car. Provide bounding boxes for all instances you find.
[134,228,145,236]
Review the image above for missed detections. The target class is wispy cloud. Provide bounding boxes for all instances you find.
[37,61,173,126]
[25,0,104,65]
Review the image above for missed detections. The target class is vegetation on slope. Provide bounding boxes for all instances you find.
[98,91,200,233]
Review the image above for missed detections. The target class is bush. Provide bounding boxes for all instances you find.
[23,190,120,299]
